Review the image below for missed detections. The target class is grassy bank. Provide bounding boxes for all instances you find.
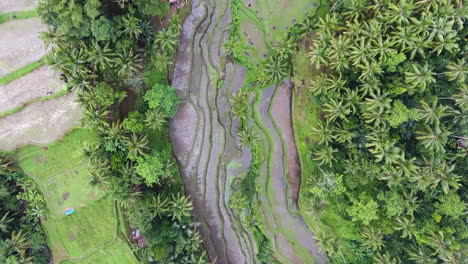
[0,10,39,24]
[0,60,45,85]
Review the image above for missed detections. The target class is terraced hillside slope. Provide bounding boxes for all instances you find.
[0,1,82,151]
[170,0,326,263]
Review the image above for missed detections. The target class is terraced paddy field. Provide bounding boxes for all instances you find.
[0,17,48,77]
[0,92,83,151]
[0,66,65,114]
[0,0,38,13]
[170,0,326,263]
[8,129,138,264]
[236,0,319,63]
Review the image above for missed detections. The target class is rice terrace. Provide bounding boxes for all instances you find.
[0,0,466,264]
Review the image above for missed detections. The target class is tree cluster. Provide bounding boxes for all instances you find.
[37,0,207,262]
[0,155,49,263]
[303,0,467,263]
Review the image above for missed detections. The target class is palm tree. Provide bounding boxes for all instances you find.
[409,38,430,59]
[262,57,288,84]
[378,165,404,187]
[309,74,329,96]
[230,90,250,122]
[329,36,351,62]
[358,60,383,82]
[115,48,143,78]
[81,106,109,129]
[125,133,149,159]
[0,212,12,233]
[316,13,341,36]
[121,14,142,39]
[432,161,461,194]
[359,77,381,96]
[272,37,295,61]
[89,41,115,72]
[77,90,97,110]
[145,109,166,131]
[364,91,391,114]
[323,98,351,122]
[343,0,367,21]
[82,142,103,163]
[388,0,415,25]
[405,63,436,94]
[416,125,449,153]
[394,216,416,239]
[308,44,329,69]
[373,252,401,264]
[169,193,192,221]
[427,231,450,255]
[445,58,467,83]
[406,245,436,264]
[313,146,336,166]
[439,250,463,264]
[418,99,449,126]
[238,126,259,148]
[228,192,248,211]
[88,169,110,191]
[151,52,173,71]
[453,84,468,111]
[371,36,394,63]
[147,194,169,218]
[310,121,334,146]
[315,231,341,257]
[361,226,384,251]
[361,19,383,39]
[326,74,346,94]
[0,154,15,175]
[120,162,141,185]
[392,26,416,52]
[102,121,128,143]
[365,132,401,164]
[154,28,179,54]
[350,37,374,66]
[343,88,360,114]
[7,230,31,259]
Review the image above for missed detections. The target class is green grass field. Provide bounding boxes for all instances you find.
[236,0,320,63]
[10,129,138,264]
[0,10,38,24]
[0,60,44,85]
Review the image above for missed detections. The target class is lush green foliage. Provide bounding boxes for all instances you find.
[302,0,467,263]
[37,0,208,262]
[0,155,49,263]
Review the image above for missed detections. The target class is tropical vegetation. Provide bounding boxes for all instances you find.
[301,0,467,263]
[36,0,208,262]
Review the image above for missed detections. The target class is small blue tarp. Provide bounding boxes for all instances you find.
[65,208,75,216]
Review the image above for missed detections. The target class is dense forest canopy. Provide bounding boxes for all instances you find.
[302,0,467,263]
[0,155,49,263]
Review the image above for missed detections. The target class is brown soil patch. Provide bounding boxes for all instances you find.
[62,192,70,201]
[69,233,76,241]
[0,66,64,114]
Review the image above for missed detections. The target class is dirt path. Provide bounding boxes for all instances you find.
[170,0,326,263]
